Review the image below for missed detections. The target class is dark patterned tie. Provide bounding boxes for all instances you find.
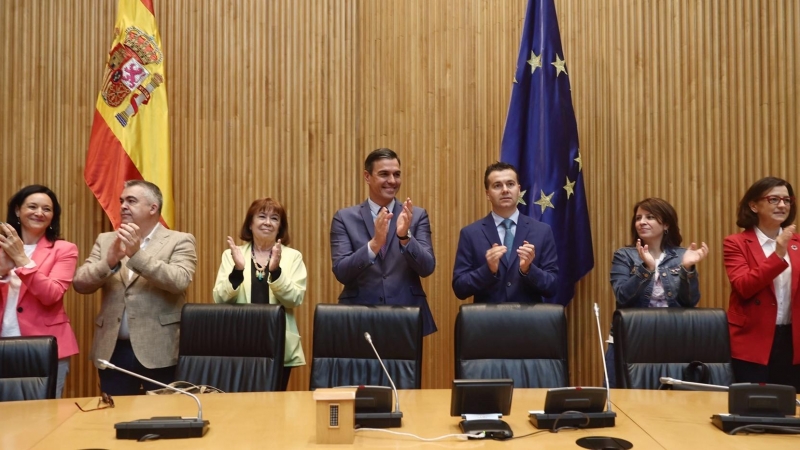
[502,218,514,262]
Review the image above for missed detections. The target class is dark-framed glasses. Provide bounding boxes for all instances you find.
[759,196,795,206]
[74,391,115,412]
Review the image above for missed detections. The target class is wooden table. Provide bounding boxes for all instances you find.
[1,389,797,449]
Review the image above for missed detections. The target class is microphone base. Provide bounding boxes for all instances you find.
[355,411,403,428]
[114,417,210,440]
[711,414,800,432]
[530,411,616,430]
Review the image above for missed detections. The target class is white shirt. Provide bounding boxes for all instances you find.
[492,209,520,244]
[754,227,792,325]
[366,199,396,261]
[118,223,160,339]
[1,244,38,337]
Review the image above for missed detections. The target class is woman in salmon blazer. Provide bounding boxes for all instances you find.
[0,185,79,398]
[724,177,800,389]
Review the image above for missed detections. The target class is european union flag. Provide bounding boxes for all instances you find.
[500,0,594,306]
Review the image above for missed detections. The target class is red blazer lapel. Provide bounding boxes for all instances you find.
[743,229,777,298]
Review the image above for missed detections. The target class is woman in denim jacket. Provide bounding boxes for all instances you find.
[604,198,709,387]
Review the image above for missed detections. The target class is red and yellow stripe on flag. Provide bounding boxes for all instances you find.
[85,0,173,229]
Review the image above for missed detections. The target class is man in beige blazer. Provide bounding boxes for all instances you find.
[74,180,197,395]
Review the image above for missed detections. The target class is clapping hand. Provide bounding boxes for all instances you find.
[227,236,245,270]
[518,240,536,274]
[269,239,282,272]
[636,239,656,271]
[681,242,709,268]
[396,198,413,244]
[0,223,30,267]
[775,225,797,258]
[369,207,393,254]
[485,243,506,274]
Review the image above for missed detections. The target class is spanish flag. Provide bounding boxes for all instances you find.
[85,0,173,229]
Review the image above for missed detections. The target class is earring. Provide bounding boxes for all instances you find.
[664,229,669,235]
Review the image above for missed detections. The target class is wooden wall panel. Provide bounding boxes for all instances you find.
[0,0,797,397]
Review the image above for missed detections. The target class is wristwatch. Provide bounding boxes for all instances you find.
[397,232,411,241]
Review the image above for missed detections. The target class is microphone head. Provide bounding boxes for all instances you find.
[593,303,600,315]
[659,377,676,385]
[97,359,111,370]
[363,332,372,343]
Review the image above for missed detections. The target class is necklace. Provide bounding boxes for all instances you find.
[251,246,271,281]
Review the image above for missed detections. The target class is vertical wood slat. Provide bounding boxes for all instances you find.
[0,0,797,396]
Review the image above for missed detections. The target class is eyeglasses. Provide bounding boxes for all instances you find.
[75,392,115,412]
[758,196,796,206]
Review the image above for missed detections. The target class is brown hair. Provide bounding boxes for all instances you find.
[735,177,796,229]
[239,198,291,245]
[628,198,683,249]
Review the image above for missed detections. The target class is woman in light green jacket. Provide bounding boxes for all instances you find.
[212,198,306,390]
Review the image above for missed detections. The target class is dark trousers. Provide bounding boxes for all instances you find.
[98,339,176,396]
[280,366,293,391]
[732,324,800,390]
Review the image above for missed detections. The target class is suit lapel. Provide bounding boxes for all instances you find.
[481,213,501,246]
[360,201,375,238]
[120,256,133,286]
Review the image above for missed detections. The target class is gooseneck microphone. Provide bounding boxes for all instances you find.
[98,359,204,420]
[364,332,401,415]
[593,303,613,412]
[97,359,209,439]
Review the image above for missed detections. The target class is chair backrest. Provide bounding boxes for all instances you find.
[455,303,569,388]
[0,336,58,401]
[613,308,735,389]
[176,303,286,392]
[310,304,423,390]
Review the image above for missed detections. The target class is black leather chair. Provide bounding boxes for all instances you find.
[613,308,735,389]
[175,303,286,392]
[0,336,58,401]
[454,303,569,388]
[309,304,423,390]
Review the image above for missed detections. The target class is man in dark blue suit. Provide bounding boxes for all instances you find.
[452,162,558,303]
[330,148,437,335]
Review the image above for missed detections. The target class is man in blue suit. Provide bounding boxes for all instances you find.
[452,162,558,303]
[330,148,437,335]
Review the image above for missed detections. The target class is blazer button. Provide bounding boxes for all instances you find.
[667,292,673,297]
[662,272,667,277]
[755,299,761,305]
[16,306,23,313]
[117,317,121,322]
[507,282,512,287]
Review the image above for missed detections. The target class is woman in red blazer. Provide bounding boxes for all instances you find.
[0,185,79,398]
[724,177,800,389]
